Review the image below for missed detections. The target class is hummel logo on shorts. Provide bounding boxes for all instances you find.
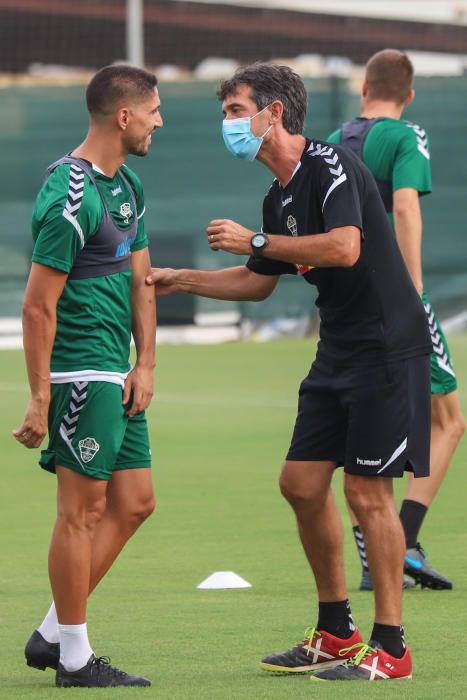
[356,457,382,466]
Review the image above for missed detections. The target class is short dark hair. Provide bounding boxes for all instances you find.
[217,62,307,135]
[365,49,414,104]
[86,64,158,116]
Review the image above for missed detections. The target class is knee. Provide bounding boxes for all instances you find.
[279,466,323,510]
[279,468,302,503]
[344,478,386,521]
[437,412,466,444]
[432,399,466,443]
[122,494,156,532]
[58,495,107,535]
[343,479,364,516]
[137,494,157,523]
[450,412,466,443]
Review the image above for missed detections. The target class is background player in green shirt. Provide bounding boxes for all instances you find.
[328,49,465,591]
[13,65,162,687]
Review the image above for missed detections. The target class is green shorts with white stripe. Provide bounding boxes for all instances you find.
[422,291,457,395]
[39,381,151,480]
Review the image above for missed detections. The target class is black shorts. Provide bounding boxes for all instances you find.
[286,355,431,477]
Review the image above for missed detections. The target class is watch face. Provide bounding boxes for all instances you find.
[253,234,266,247]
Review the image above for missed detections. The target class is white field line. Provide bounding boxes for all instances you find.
[0,383,29,392]
[154,392,296,409]
[441,309,467,334]
[0,383,296,410]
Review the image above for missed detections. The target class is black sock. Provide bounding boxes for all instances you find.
[317,600,355,639]
[352,525,369,572]
[399,499,428,549]
[370,623,406,659]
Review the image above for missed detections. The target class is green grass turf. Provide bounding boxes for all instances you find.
[1,337,467,699]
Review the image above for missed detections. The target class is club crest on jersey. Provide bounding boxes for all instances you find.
[287,214,298,236]
[78,437,100,463]
[120,202,133,224]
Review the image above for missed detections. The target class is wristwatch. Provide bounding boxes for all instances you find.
[250,232,269,258]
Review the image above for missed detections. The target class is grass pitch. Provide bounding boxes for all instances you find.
[1,337,467,699]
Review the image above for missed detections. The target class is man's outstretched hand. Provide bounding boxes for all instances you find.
[145,268,180,296]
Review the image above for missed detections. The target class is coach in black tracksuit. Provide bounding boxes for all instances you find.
[146,63,432,681]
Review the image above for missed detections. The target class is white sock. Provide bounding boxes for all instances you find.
[37,602,60,644]
[58,623,94,672]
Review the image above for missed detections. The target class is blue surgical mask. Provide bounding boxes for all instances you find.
[222,105,273,161]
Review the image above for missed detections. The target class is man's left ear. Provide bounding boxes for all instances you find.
[117,107,130,130]
[270,100,284,124]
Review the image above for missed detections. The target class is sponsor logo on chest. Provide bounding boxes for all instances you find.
[115,235,136,258]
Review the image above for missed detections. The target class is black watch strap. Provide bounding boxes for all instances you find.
[251,232,269,258]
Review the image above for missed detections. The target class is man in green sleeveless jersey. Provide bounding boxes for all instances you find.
[328,49,465,591]
[13,65,162,687]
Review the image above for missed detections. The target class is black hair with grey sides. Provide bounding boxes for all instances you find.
[86,64,158,117]
[217,63,307,134]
